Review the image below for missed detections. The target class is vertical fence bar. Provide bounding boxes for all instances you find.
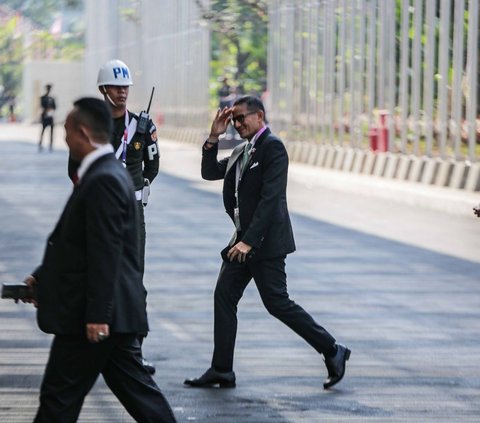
[398,0,410,153]
[377,0,386,109]
[366,0,377,128]
[307,1,316,141]
[272,1,281,134]
[283,0,290,134]
[466,0,479,161]
[451,0,465,159]
[282,0,291,136]
[300,2,307,138]
[310,1,320,143]
[438,0,451,158]
[338,0,347,144]
[358,0,367,147]
[348,1,356,147]
[299,2,305,138]
[310,0,316,141]
[423,0,436,157]
[386,0,396,152]
[286,1,296,137]
[292,4,301,139]
[318,1,326,144]
[267,0,276,128]
[330,1,337,144]
[323,1,332,143]
[410,0,423,155]
[328,0,334,143]
[301,3,308,138]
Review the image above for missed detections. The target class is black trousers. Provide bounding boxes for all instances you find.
[137,201,146,277]
[34,334,176,423]
[212,256,336,372]
[39,117,54,148]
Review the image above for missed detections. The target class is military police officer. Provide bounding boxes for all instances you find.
[38,84,56,151]
[68,59,160,374]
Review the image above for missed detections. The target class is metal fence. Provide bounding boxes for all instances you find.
[268,0,479,162]
[84,0,210,127]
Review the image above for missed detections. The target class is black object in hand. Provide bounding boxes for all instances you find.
[474,205,480,217]
[220,246,256,262]
[1,283,37,301]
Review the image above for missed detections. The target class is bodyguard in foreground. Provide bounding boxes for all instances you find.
[24,98,176,422]
[184,96,350,390]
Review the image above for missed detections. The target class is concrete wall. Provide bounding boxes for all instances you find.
[22,61,85,124]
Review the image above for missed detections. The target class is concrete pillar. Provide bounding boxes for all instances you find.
[384,154,400,178]
[342,148,356,172]
[420,158,441,185]
[373,153,389,177]
[465,163,480,192]
[396,155,413,180]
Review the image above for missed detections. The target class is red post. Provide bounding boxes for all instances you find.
[378,110,389,152]
[369,126,378,151]
[156,111,164,127]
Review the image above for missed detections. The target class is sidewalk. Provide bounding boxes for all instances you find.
[3,122,478,215]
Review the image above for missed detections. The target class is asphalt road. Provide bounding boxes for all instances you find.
[1,125,479,422]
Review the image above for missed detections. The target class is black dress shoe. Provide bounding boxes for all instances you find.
[184,367,236,388]
[142,358,156,375]
[323,344,351,389]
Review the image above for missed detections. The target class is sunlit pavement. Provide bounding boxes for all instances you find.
[1,123,480,422]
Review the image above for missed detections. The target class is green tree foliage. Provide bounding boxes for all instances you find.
[2,0,82,28]
[0,0,84,111]
[0,16,23,107]
[194,0,268,105]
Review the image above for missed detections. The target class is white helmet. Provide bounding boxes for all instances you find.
[97,59,133,87]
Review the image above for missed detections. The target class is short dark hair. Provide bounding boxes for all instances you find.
[72,97,113,142]
[233,95,266,120]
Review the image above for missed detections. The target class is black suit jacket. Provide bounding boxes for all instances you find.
[202,128,296,261]
[33,153,148,335]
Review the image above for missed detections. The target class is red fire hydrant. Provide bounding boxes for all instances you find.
[369,126,378,151]
[369,111,389,152]
[377,110,389,152]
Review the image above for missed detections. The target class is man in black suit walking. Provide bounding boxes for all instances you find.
[185,96,350,390]
[24,97,176,422]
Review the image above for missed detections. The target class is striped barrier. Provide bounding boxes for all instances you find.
[157,129,480,193]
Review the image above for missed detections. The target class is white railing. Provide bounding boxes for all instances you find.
[268,0,479,162]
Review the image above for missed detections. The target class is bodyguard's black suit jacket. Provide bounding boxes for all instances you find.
[201,128,296,261]
[33,153,148,335]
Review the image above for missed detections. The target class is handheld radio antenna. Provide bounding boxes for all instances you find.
[146,87,155,114]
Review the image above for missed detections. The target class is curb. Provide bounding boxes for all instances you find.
[286,140,480,193]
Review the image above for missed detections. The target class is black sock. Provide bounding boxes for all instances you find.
[324,344,337,358]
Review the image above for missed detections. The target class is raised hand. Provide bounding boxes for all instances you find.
[209,107,233,141]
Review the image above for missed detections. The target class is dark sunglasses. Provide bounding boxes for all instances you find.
[231,111,257,125]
